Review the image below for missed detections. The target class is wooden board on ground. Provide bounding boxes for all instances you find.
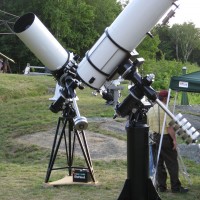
[44,175,98,187]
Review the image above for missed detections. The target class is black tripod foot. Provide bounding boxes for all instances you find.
[148,178,161,200]
[117,178,161,200]
[117,179,131,200]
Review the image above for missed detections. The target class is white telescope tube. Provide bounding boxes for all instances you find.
[14,13,69,71]
[187,127,196,137]
[191,131,200,140]
[77,0,177,89]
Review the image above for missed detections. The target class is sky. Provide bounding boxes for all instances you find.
[124,0,200,28]
[166,0,200,28]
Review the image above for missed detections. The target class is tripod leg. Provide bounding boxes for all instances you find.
[117,179,131,200]
[45,118,68,183]
[45,117,62,182]
[67,119,76,176]
[80,131,93,166]
[75,130,96,182]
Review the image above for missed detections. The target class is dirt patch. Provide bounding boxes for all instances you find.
[16,118,127,161]
[16,105,200,162]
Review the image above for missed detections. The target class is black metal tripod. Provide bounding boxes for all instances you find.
[45,102,96,183]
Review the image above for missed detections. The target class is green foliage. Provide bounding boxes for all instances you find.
[155,25,175,60]
[85,0,121,34]
[40,0,121,55]
[41,0,97,55]
[137,34,161,59]
[170,23,200,62]
[155,23,200,65]
[140,59,200,91]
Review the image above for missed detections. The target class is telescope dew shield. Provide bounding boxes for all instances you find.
[77,0,177,89]
[14,13,69,71]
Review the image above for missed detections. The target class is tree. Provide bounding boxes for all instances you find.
[155,25,175,60]
[155,23,200,65]
[0,0,46,72]
[170,23,200,63]
[85,0,121,34]
[40,0,98,55]
[41,0,121,56]
[189,48,200,66]
[137,33,161,60]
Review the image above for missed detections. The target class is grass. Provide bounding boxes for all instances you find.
[0,73,199,200]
